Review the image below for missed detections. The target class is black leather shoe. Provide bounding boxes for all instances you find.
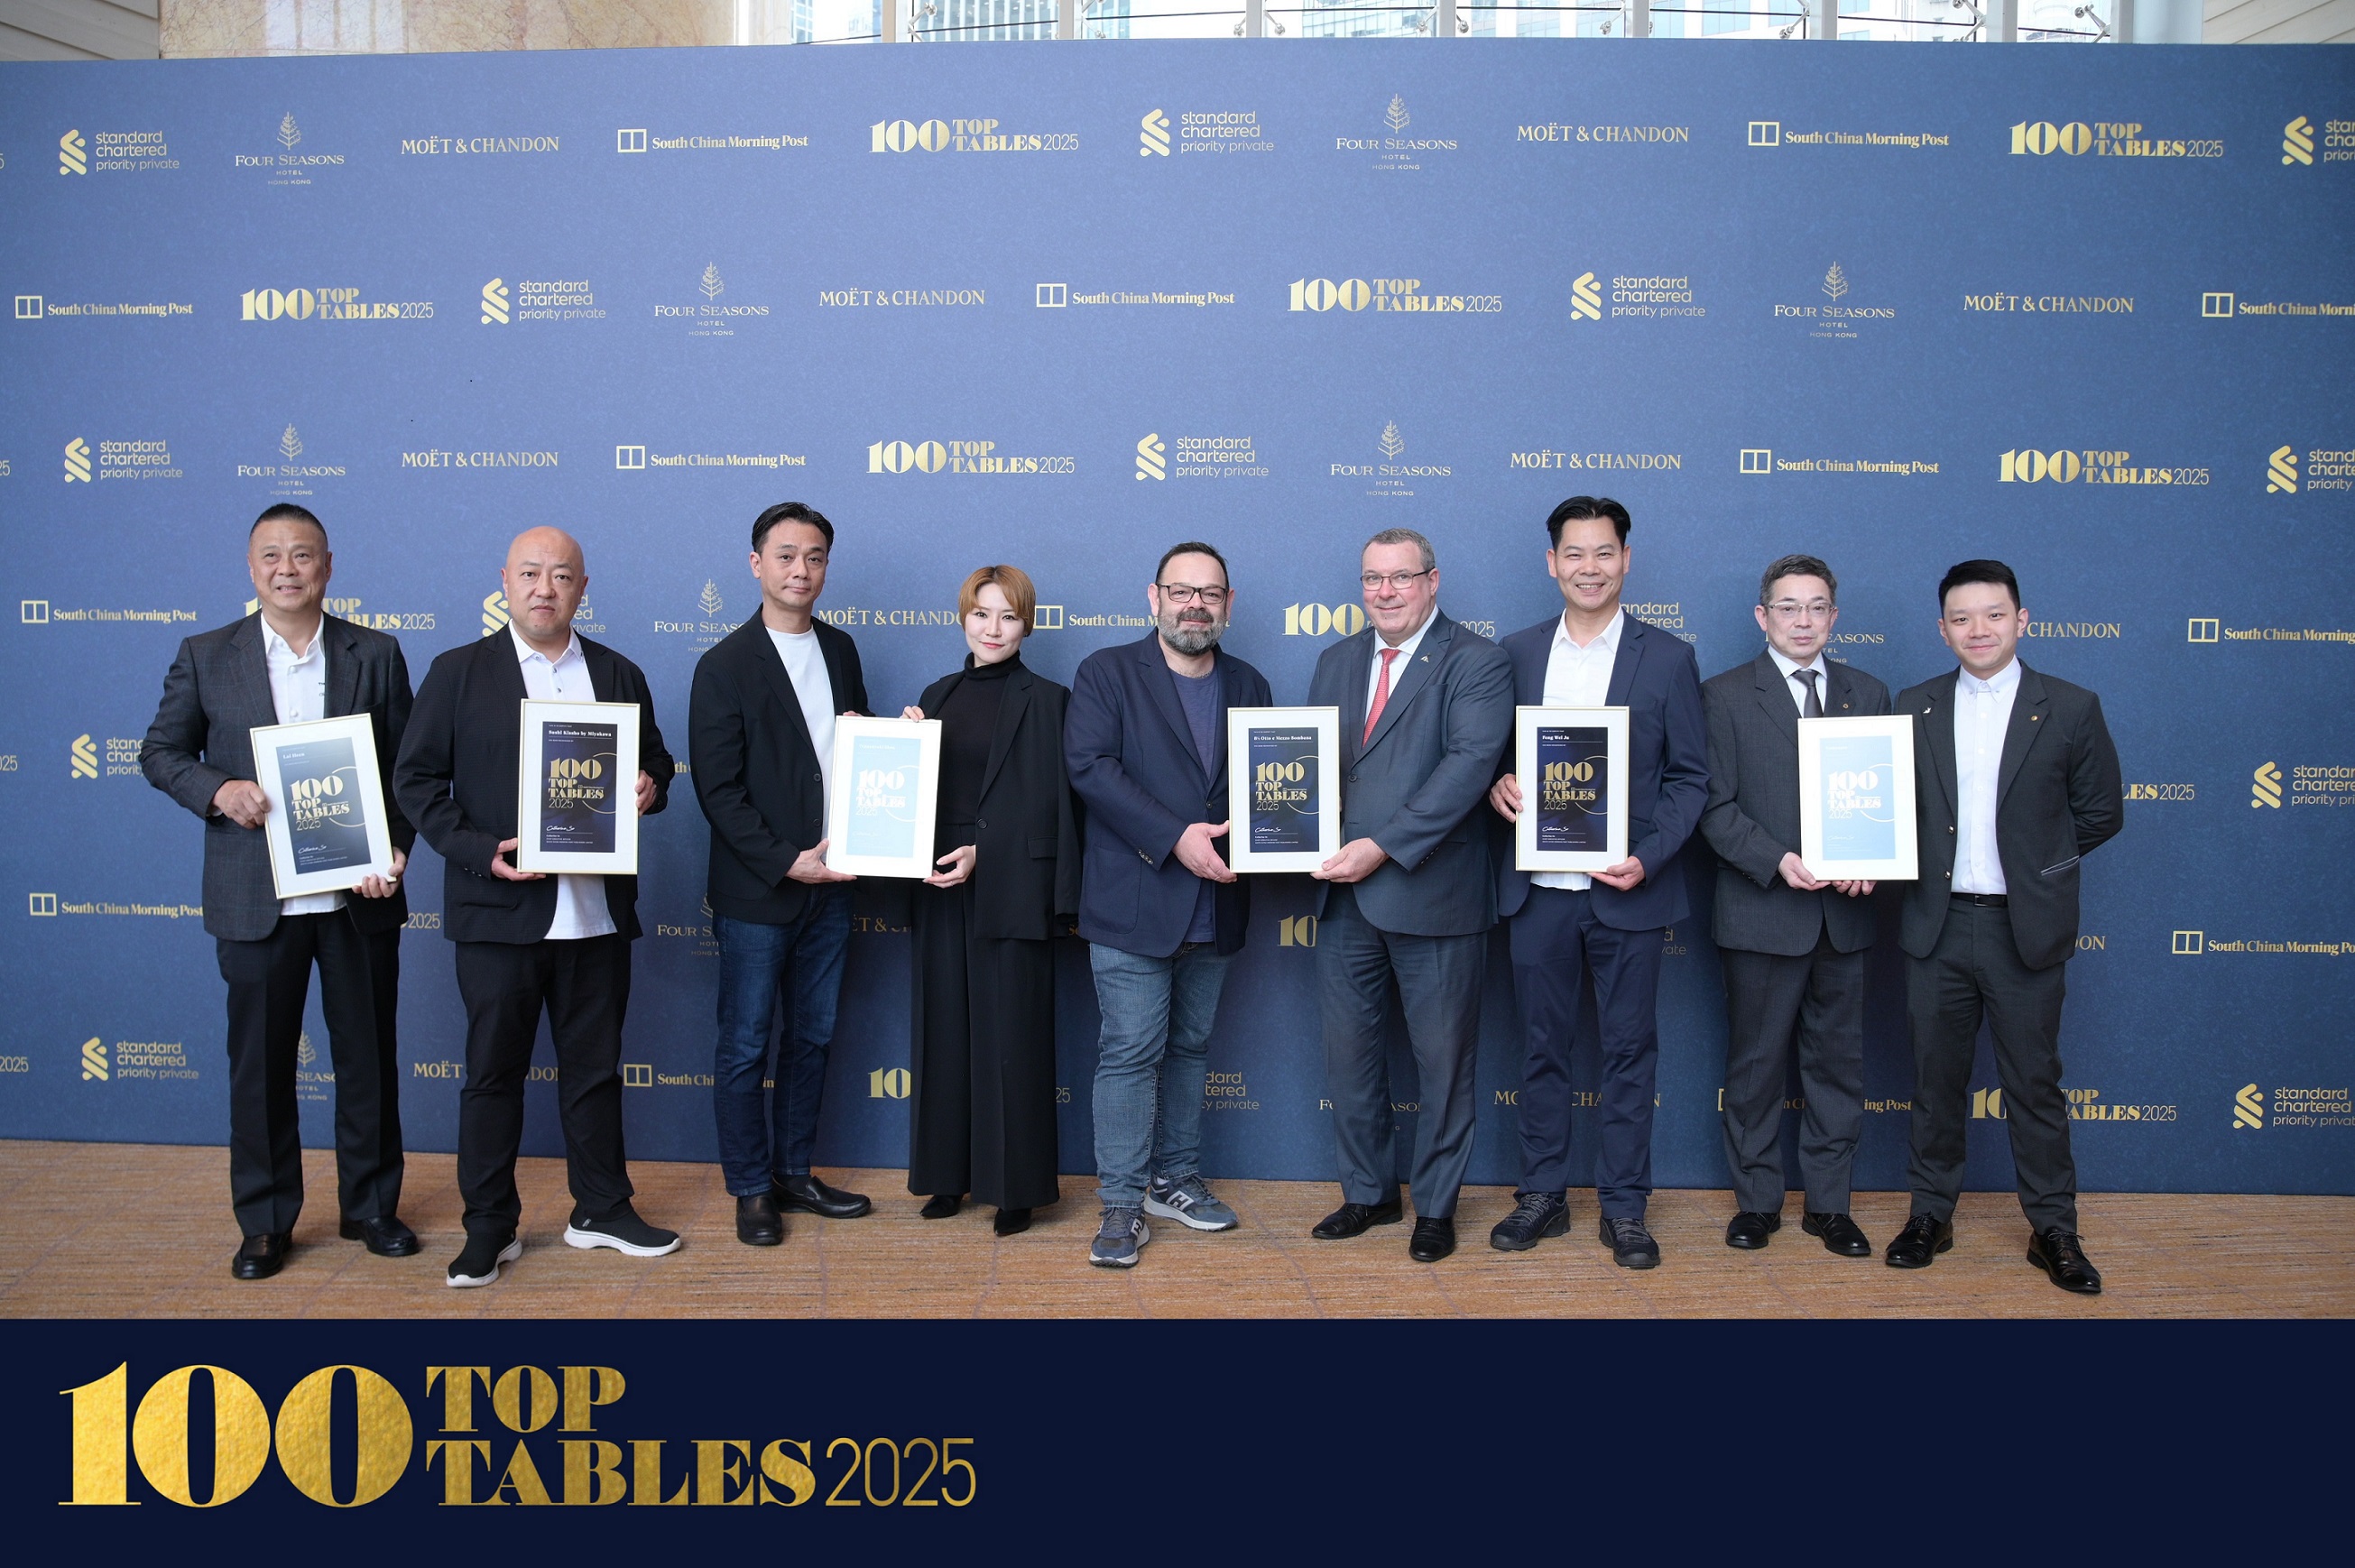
[919,1194,963,1220]
[1311,1197,1404,1240]
[735,1193,783,1246]
[1803,1212,1872,1257]
[339,1215,420,1257]
[993,1207,1032,1237]
[1884,1213,1954,1268]
[1491,1191,1569,1251]
[2027,1228,2103,1295]
[1600,1215,1660,1269]
[1408,1216,1456,1263]
[1725,1211,1781,1250]
[774,1174,873,1219]
[231,1232,289,1280]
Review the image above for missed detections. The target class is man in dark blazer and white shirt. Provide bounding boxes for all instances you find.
[1305,527,1514,1264]
[394,526,679,1287]
[1698,553,1889,1259]
[143,504,418,1280]
[688,502,876,1248]
[1486,497,1707,1268]
[1887,559,2122,1294]
[1065,542,1272,1268]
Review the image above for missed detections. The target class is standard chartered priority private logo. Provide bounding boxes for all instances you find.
[482,279,511,324]
[60,129,88,174]
[2284,116,2314,165]
[71,735,98,779]
[80,1038,107,1081]
[1571,272,1602,321]
[1141,110,1170,157]
[480,592,510,637]
[2252,762,2283,807]
[63,438,91,483]
[2235,1084,2265,1129]
[2267,445,2297,493]
[1136,434,1166,480]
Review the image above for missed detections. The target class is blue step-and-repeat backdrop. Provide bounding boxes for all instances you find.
[2,42,2350,1199]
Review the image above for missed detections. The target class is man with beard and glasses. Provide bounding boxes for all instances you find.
[1064,542,1273,1268]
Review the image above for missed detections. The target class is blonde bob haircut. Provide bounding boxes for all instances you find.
[958,565,1038,633]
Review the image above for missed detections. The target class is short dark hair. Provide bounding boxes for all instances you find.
[251,503,326,543]
[753,502,835,553]
[1938,558,2020,610]
[1156,540,1229,586]
[1759,554,1837,606]
[1546,495,1630,547]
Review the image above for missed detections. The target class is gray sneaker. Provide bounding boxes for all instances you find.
[1144,1175,1240,1232]
[1089,1206,1151,1268]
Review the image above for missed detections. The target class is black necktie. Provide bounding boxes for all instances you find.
[1793,668,1824,718]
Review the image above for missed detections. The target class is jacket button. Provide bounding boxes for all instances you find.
[1948,826,1955,834]
[974,818,986,830]
[1348,773,1359,783]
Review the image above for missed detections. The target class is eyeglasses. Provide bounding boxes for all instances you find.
[1765,599,1834,620]
[1155,582,1229,607]
[1360,569,1433,592]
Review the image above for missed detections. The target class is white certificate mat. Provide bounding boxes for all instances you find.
[1798,714,1918,881]
[824,717,943,878]
[1225,706,1341,873]
[515,698,642,874]
[1514,706,1630,873]
[249,714,397,899]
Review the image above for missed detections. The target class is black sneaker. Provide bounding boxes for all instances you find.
[1600,1215,1661,1269]
[447,1233,522,1288]
[1490,1191,1570,1251]
[564,1207,682,1258]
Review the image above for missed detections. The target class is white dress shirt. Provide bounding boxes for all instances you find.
[1363,607,1436,719]
[262,616,345,917]
[1532,611,1623,892]
[512,626,617,941]
[766,625,836,816]
[1951,657,2022,896]
[1767,645,1831,716]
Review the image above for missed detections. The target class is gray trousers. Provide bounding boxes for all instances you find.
[1316,884,1487,1220]
[1718,934,1865,1215]
[1906,899,2077,1232]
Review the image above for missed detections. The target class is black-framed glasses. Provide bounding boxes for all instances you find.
[1155,582,1229,607]
[1361,569,1432,591]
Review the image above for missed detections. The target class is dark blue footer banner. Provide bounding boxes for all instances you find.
[0,1319,2338,1551]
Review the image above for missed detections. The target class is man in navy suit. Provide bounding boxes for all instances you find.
[1304,528,1514,1264]
[1487,497,1708,1268]
[1065,542,1273,1268]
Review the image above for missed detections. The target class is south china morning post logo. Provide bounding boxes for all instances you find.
[865,438,1075,476]
[1746,119,1950,152]
[655,264,770,337]
[235,113,344,186]
[1141,106,1273,158]
[2200,289,2355,320]
[20,599,196,627]
[55,126,179,175]
[615,438,806,472]
[1568,270,1704,323]
[1286,275,1501,316]
[1739,447,1939,478]
[1332,420,1450,501]
[867,115,1079,154]
[1337,97,1457,173]
[63,435,181,483]
[614,125,809,154]
[1032,281,1233,309]
[2006,117,2222,160]
[481,278,605,325]
[13,291,193,322]
[1997,447,2210,487]
[1776,263,1897,341]
[1133,432,1266,481]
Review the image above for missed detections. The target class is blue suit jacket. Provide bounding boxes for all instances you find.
[1306,610,1515,938]
[1494,611,1709,932]
[1065,633,1272,958]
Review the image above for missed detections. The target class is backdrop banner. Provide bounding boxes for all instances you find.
[2,42,2350,1199]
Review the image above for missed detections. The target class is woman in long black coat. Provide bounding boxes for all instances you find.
[899,566,1080,1235]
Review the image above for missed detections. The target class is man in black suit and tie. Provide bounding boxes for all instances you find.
[1305,527,1514,1264]
[394,526,679,1287]
[142,503,419,1279]
[688,502,876,1248]
[1486,497,1707,1268]
[1698,554,1889,1258]
[1888,559,2122,1293]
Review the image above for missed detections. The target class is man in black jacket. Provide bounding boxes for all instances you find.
[394,526,679,1287]
[143,504,418,1280]
[1698,553,1889,1259]
[688,503,874,1248]
[1887,559,2123,1294]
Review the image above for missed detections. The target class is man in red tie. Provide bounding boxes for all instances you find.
[1302,529,1515,1263]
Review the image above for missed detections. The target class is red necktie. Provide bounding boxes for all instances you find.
[1363,647,1399,746]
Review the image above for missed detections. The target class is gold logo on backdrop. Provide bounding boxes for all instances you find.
[59,129,88,175]
[1378,422,1405,460]
[2187,618,2221,642]
[2267,445,2298,493]
[480,592,510,637]
[699,580,724,617]
[70,735,97,779]
[63,438,91,483]
[1971,1087,2005,1120]
[1823,263,1849,300]
[280,426,302,460]
[2172,930,2204,955]
[1283,603,1366,637]
[1278,915,1318,947]
[1141,109,1170,157]
[2252,761,2283,808]
[699,264,725,301]
[481,279,510,325]
[278,113,301,150]
[868,1067,912,1099]
[1135,434,1167,481]
[80,1038,107,1081]
[1386,97,1411,133]
[2283,116,2314,167]
[2235,1084,2265,1130]
[1571,272,1602,321]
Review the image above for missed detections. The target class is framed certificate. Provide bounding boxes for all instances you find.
[1515,706,1630,873]
[823,716,943,878]
[516,699,642,874]
[249,715,398,899]
[1798,715,1918,881]
[1225,706,1341,873]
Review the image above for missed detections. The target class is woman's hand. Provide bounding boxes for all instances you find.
[925,844,977,889]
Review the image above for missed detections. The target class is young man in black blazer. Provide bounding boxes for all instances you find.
[688,503,874,1248]
[394,527,679,1287]
[1889,559,2122,1293]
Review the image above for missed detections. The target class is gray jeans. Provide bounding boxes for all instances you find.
[1087,941,1235,1209]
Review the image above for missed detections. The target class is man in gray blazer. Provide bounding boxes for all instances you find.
[142,504,418,1280]
[1698,554,1889,1259]
[1305,527,1514,1262]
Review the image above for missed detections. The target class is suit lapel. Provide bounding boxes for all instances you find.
[1825,659,1863,715]
[324,618,363,718]
[1363,613,1451,756]
[1750,650,1799,750]
[1338,628,1375,761]
[1997,663,2050,805]
[743,619,817,759]
[1919,671,1959,816]
[1602,613,1646,708]
[979,665,1029,801]
[818,623,854,716]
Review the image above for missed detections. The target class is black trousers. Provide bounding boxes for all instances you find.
[453,935,634,1240]
[1906,899,2077,1232]
[1719,934,1866,1215]
[215,908,404,1238]
[908,880,1060,1211]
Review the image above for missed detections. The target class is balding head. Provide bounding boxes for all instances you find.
[501,527,587,654]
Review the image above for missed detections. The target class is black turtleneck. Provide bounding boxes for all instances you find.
[937,653,1018,831]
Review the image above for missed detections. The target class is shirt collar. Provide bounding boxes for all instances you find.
[260,615,326,664]
[1380,607,1437,663]
[1767,644,1825,682]
[1957,657,2022,696]
[510,623,581,668]
[1554,610,1622,656]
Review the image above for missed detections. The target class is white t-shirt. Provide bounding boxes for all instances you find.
[767,626,836,812]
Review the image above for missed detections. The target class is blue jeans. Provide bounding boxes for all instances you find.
[1088,941,1234,1209]
[714,894,851,1196]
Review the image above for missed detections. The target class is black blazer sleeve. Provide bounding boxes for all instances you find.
[393,650,504,880]
[2070,692,2124,857]
[141,636,236,817]
[617,659,674,815]
[1697,677,1787,890]
[380,637,419,855]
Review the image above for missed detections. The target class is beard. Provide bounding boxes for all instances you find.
[1158,609,1225,656]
